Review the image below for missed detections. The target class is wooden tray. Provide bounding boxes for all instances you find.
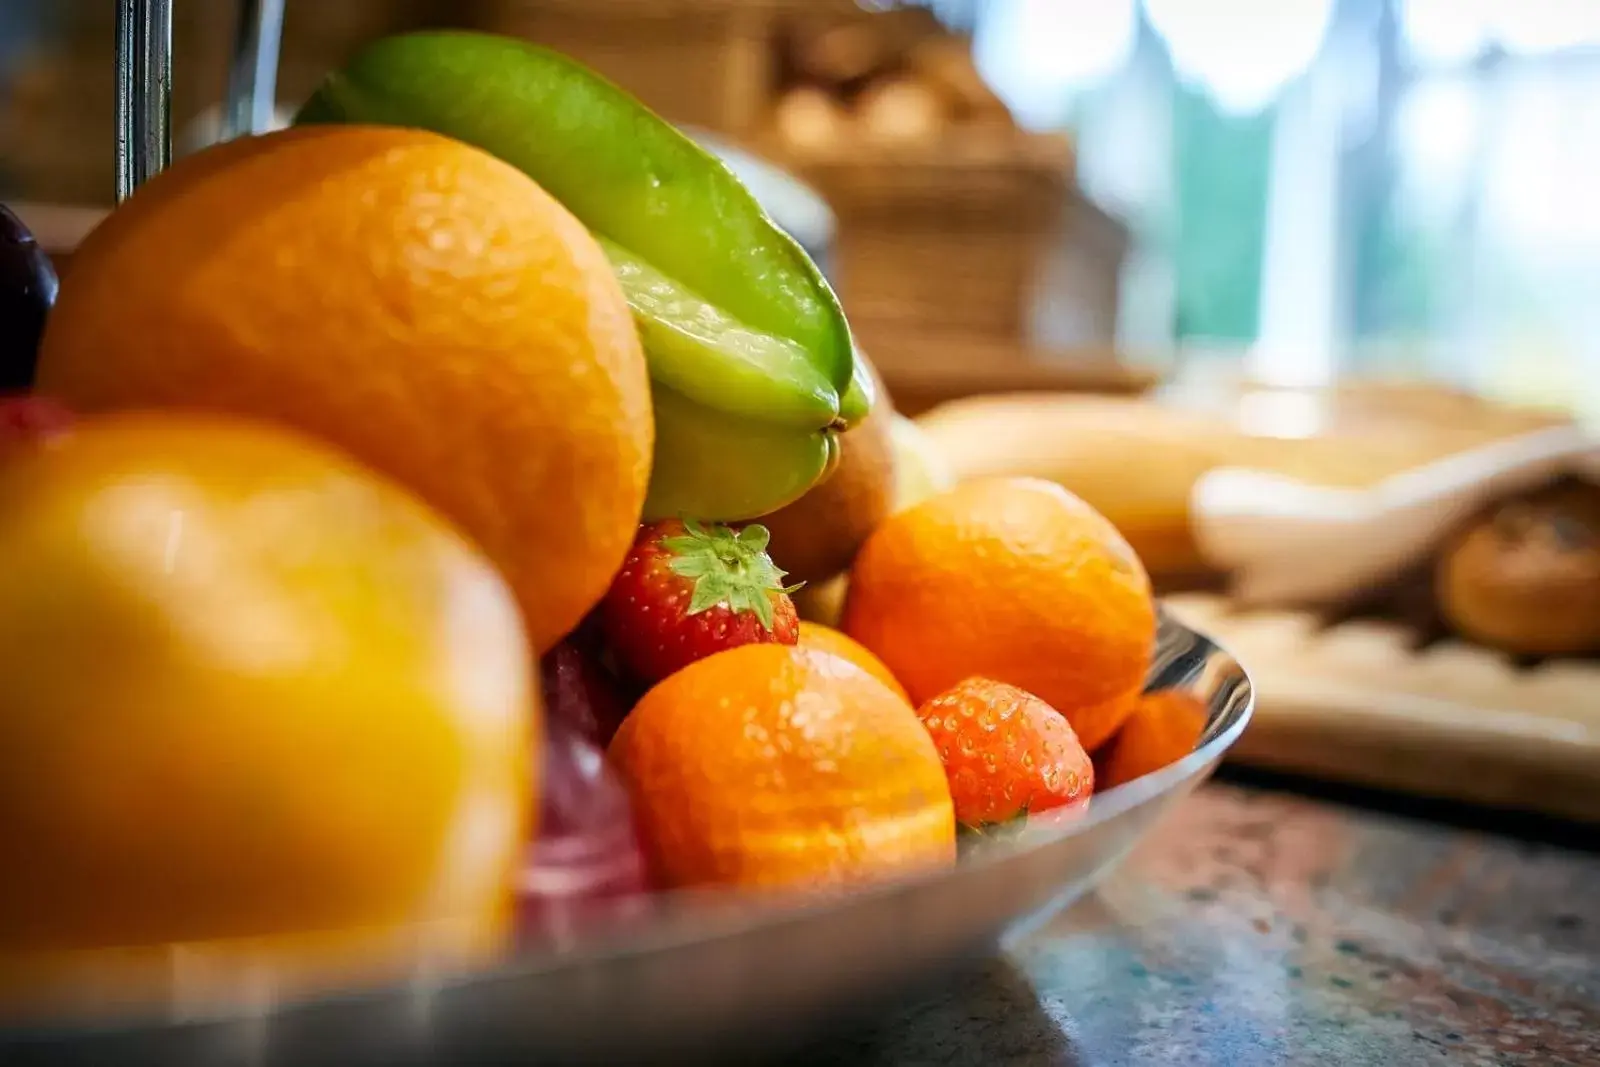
[1165,593,1600,823]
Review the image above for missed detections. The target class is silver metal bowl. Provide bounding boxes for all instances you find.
[2,607,1251,1066]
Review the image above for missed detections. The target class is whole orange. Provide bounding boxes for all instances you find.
[842,476,1155,751]
[1098,690,1208,790]
[609,644,954,889]
[0,413,533,1014]
[797,620,910,703]
[37,125,652,654]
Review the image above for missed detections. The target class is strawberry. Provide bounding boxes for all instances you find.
[600,518,800,685]
[916,677,1094,829]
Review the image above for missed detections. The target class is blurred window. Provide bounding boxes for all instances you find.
[944,0,1600,415]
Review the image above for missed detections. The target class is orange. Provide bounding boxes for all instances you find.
[37,125,652,655]
[842,476,1155,751]
[609,644,954,889]
[797,619,910,702]
[0,413,534,1014]
[1098,690,1208,790]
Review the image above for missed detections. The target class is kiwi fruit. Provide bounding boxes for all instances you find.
[762,355,896,585]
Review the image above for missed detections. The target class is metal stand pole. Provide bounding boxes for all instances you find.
[117,0,284,201]
[224,0,286,140]
[114,0,173,202]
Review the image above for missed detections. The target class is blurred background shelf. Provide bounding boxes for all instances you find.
[871,338,1154,416]
[479,0,800,138]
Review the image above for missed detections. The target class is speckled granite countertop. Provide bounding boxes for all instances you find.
[800,781,1600,1066]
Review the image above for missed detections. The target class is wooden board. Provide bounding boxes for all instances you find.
[1165,593,1600,824]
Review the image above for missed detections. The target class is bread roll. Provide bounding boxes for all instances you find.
[1436,480,1600,656]
[855,77,946,147]
[906,36,1013,124]
[774,88,852,154]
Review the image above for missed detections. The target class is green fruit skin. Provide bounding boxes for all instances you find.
[837,348,878,429]
[646,384,838,522]
[603,239,838,429]
[295,30,854,399]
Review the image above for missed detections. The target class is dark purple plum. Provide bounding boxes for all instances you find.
[0,205,58,391]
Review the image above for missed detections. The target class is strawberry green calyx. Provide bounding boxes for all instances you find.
[661,518,801,631]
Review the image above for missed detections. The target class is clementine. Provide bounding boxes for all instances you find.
[37,125,652,654]
[0,413,534,1015]
[609,644,954,889]
[842,476,1155,751]
[1097,690,1208,790]
[797,620,910,703]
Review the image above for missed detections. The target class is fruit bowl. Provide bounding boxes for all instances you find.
[1,607,1250,1067]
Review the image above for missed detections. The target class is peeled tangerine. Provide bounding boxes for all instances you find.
[0,413,535,1018]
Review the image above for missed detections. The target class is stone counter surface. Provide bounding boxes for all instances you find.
[798,783,1600,1066]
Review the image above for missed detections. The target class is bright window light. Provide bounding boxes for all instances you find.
[1486,73,1600,247]
[1401,0,1495,65]
[1144,0,1336,115]
[1403,0,1600,63]
[1493,0,1600,55]
[972,0,1138,130]
[1393,77,1479,224]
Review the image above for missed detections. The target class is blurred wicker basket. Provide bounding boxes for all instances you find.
[278,0,459,104]
[479,0,806,136]
[783,134,1075,347]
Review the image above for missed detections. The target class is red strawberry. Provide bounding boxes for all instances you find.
[600,518,800,685]
[916,677,1094,829]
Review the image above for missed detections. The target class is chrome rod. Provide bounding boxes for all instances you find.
[114,0,174,201]
[114,0,138,200]
[224,0,286,140]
